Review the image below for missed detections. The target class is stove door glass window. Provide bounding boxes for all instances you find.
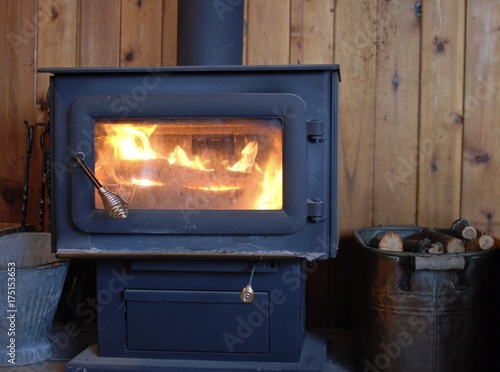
[94,119,283,211]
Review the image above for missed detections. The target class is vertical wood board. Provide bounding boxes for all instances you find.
[334,0,377,234]
[161,0,177,66]
[417,0,465,228]
[462,0,500,234]
[120,0,163,66]
[373,0,421,225]
[79,0,121,67]
[0,1,37,224]
[246,0,291,65]
[290,0,334,65]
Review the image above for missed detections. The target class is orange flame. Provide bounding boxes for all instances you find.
[104,125,162,160]
[256,140,282,209]
[168,145,208,170]
[95,122,283,210]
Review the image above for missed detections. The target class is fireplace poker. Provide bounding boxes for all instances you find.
[73,154,129,219]
[38,123,51,231]
[21,121,43,231]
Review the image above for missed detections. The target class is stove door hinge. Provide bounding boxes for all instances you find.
[307,198,325,222]
[307,119,324,142]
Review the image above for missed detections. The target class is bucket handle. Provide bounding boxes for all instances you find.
[414,255,466,271]
[397,255,468,292]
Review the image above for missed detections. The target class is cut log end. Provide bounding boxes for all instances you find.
[444,239,465,253]
[451,218,477,241]
[461,226,477,240]
[478,235,494,250]
[378,231,403,252]
[465,234,495,252]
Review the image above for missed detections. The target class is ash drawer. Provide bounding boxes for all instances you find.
[124,289,269,354]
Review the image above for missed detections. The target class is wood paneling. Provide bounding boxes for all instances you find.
[462,0,500,235]
[417,0,465,228]
[0,1,37,224]
[335,0,377,235]
[37,0,78,120]
[373,0,421,225]
[120,0,163,66]
[161,0,177,66]
[290,0,334,65]
[0,0,498,239]
[246,0,290,65]
[79,0,121,67]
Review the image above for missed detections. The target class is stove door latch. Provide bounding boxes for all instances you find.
[307,199,325,223]
[307,119,324,142]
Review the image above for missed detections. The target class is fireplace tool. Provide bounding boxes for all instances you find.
[38,123,51,231]
[21,121,44,231]
[72,153,128,219]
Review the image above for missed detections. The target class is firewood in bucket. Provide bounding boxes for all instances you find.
[402,238,431,253]
[465,234,495,251]
[450,218,477,241]
[420,228,465,253]
[402,238,444,254]
[377,231,403,252]
[428,242,445,254]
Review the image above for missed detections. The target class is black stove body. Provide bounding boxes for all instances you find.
[44,64,340,370]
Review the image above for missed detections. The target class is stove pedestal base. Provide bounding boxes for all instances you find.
[65,332,327,372]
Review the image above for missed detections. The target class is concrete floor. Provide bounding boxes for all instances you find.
[0,325,356,372]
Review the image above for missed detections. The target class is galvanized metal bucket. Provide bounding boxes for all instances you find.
[354,226,497,372]
[0,233,69,366]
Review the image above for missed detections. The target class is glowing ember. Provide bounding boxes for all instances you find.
[131,178,164,186]
[185,185,241,191]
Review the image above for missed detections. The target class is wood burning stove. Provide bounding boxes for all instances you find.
[40,2,340,371]
[41,64,339,371]
[44,65,339,259]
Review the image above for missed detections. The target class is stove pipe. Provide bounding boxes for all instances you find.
[177,0,244,66]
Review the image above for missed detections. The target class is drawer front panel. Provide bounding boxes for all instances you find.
[125,289,269,354]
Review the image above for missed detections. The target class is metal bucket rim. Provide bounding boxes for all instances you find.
[2,260,69,272]
[0,231,50,242]
[0,232,68,270]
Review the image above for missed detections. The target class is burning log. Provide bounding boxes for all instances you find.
[450,218,477,241]
[465,234,495,252]
[119,159,162,182]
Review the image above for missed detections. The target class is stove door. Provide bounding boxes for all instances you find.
[70,93,308,235]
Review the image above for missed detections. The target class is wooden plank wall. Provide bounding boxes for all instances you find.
[1,0,500,324]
